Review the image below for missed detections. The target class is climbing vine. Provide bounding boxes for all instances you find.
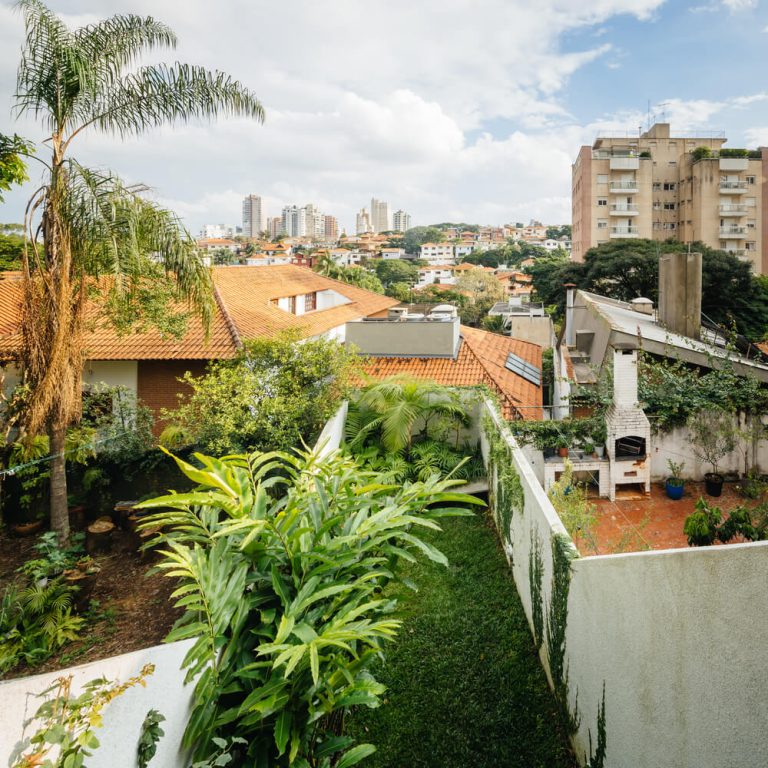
[483,414,525,542]
[585,683,607,768]
[528,529,544,651]
[546,532,579,733]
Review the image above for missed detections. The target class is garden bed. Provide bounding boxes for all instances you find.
[0,527,180,680]
[346,510,576,768]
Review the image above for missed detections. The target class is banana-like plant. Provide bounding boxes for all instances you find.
[137,447,482,767]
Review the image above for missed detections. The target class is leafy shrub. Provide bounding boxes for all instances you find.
[684,498,722,546]
[691,146,713,161]
[136,447,481,767]
[163,332,361,455]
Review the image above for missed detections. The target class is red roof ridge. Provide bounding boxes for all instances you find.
[212,283,243,351]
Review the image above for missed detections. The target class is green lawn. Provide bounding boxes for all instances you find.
[347,511,576,768]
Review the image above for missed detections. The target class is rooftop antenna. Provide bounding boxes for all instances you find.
[646,99,651,131]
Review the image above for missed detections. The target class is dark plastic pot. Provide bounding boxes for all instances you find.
[705,473,724,497]
[665,479,684,500]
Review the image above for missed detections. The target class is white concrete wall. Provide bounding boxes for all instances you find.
[567,543,768,768]
[650,414,768,481]
[82,360,138,395]
[1,640,194,768]
[314,401,348,458]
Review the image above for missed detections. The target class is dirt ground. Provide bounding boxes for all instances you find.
[0,527,181,680]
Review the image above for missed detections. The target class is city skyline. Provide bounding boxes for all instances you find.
[2,2,768,234]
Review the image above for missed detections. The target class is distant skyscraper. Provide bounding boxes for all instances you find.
[303,204,325,239]
[356,208,373,235]
[324,215,339,240]
[200,223,236,239]
[370,198,391,233]
[281,205,307,237]
[242,195,264,238]
[392,210,411,232]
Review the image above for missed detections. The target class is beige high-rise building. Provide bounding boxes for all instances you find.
[242,194,264,239]
[572,123,768,274]
[370,198,391,233]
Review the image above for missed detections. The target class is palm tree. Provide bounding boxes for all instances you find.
[352,376,468,453]
[10,0,264,542]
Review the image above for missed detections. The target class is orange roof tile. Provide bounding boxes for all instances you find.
[0,266,398,361]
[361,325,542,420]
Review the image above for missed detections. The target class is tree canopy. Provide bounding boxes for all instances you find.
[373,258,418,287]
[403,226,445,253]
[527,239,768,339]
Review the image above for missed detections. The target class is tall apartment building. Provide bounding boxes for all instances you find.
[572,123,768,273]
[370,198,391,233]
[323,215,339,240]
[356,208,373,235]
[281,205,307,238]
[392,209,411,232]
[303,204,325,239]
[242,194,264,239]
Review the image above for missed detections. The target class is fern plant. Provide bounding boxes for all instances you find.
[137,447,482,767]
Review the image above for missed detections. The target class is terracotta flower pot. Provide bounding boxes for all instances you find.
[12,520,44,537]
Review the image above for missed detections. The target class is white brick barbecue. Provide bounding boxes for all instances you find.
[605,345,651,500]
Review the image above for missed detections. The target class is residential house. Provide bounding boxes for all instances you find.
[419,243,455,265]
[0,266,397,432]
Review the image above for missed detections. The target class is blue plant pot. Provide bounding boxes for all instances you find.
[665,479,684,500]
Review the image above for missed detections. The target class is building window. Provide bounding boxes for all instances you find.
[304,292,317,311]
[663,202,676,210]
[746,241,757,251]
[288,295,297,314]
[747,219,756,229]
[652,182,661,191]
[663,182,676,191]
[597,219,608,229]
[597,198,607,206]
[747,175,756,185]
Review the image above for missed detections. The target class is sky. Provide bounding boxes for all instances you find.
[2,0,768,234]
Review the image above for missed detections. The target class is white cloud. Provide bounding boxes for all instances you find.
[10,0,762,233]
[721,0,758,10]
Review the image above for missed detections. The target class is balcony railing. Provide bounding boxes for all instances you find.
[609,181,639,191]
[610,204,639,213]
[719,205,747,215]
[611,226,640,236]
[719,181,748,190]
[719,227,746,236]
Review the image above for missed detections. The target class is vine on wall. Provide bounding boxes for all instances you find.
[528,529,544,651]
[483,414,524,543]
[546,532,580,733]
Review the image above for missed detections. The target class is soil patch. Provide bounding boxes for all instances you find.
[0,527,180,680]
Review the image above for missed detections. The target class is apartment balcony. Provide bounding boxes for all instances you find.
[719,204,747,216]
[610,226,640,238]
[719,226,746,238]
[609,204,639,216]
[610,180,639,193]
[725,249,748,258]
[719,158,749,172]
[609,157,640,170]
[719,180,747,193]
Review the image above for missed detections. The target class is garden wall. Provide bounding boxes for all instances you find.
[481,397,768,768]
[650,415,768,481]
[0,640,194,767]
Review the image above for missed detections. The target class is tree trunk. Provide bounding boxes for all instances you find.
[49,422,70,545]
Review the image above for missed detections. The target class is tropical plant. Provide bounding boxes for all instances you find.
[135,447,481,766]
[10,665,153,768]
[683,498,722,546]
[137,709,166,768]
[348,376,469,454]
[7,0,263,543]
[164,333,361,455]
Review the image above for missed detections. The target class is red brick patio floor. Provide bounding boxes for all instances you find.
[575,481,757,556]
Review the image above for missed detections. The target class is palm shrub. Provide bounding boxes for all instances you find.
[136,447,481,766]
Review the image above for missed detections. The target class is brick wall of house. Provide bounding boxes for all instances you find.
[136,359,209,435]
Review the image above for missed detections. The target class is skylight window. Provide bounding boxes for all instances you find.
[504,352,541,387]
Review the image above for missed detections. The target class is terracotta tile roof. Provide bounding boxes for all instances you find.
[361,325,542,420]
[0,266,398,361]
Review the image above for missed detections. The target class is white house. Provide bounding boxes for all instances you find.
[417,267,455,286]
[419,243,455,265]
[379,248,406,260]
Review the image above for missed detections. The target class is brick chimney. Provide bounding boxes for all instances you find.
[612,344,639,408]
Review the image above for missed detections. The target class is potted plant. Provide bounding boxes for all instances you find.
[583,440,595,458]
[687,409,737,497]
[555,435,569,458]
[683,498,722,546]
[665,459,685,500]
